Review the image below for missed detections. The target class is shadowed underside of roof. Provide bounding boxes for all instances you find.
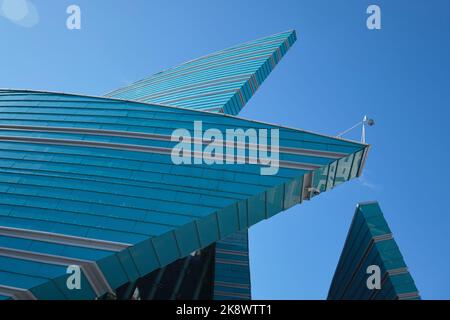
[328,202,420,300]
[0,89,368,299]
[104,30,297,115]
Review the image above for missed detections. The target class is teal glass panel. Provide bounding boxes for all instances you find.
[334,153,354,187]
[349,149,364,179]
[326,161,337,191]
[312,165,329,192]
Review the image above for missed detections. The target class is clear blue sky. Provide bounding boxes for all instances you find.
[1,0,449,299]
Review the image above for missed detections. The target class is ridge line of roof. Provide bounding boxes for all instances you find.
[0,88,368,147]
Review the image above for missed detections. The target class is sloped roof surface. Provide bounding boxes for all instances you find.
[328,202,420,300]
[0,89,367,299]
[105,30,297,115]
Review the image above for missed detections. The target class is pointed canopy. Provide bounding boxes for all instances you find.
[0,89,368,299]
[105,30,297,115]
[328,202,420,300]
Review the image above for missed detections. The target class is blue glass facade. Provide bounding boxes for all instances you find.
[328,202,420,300]
[0,88,367,299]
[105,30,297,115]
[0,31,373,300]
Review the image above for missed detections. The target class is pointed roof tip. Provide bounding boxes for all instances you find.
[279,28,297,37]
[292,29,298,39]
[272,28,296,34]
[287,29,297,36]
[276,29,297,42]
[290,29,298,42]
[357,201,380,208]
[218,28,298,53]
[105,28,300,115]
[356,201,383,216]
[263,28,297,41]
